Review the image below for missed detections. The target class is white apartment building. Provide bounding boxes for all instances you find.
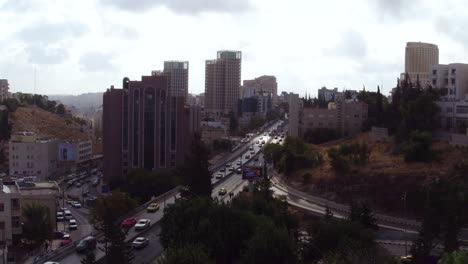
[431,63,468,133]
[242,76,278,103]
[9,132,58,181]
[0,180,21,247]
[0,80,9,101]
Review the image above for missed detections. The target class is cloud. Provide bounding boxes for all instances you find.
[16,22,88,44]
[99,0,251,14]
[25,44,69,65]
[330,29,368,60]
[0,0,39,12]
[435,14,468,48]
[373,0,421,19]
[79,51,116,72]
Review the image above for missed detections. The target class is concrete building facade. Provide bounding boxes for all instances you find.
[205,51,242,116]
[0,80,9,101]
[0,180,21,247]
[431,63,468,101]
[318,87,339,102]
[288,93,301,137]
[9,133,58,181]
[103,75,191,184]
[242,75,278,103]
[58,140,93,174]
[152,61,189,100]
[299,100,368,137]
[401,42,439,87]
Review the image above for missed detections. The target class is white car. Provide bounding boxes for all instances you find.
[72,202,82,208]
[56,211,64,221]
[64,210,73,220]
[134,219,150,230]
[69,219,78,230]
[132,237,149,249]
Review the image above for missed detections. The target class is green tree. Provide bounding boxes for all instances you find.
[303,128,339,144]
[81,251,97,264]
[22,202,52,246]
[97,201,133,264]
[90,191,137,224]
[178,133,212,198]
[376,86,383,125]
[403,131,434,162]
[242,219,296,264]
[125,169,179,203]
[56,103,66,115]
[348,201,378,230]
[157,243,213,264]
[439,251,468,264]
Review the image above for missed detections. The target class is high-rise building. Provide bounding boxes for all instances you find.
[0,79,9,101]
[103,74,191,184]
[242,75,278,103]
[401,42,439,87]
[151,61,189,101]
[288,93,300,137]
[205,50,242,116]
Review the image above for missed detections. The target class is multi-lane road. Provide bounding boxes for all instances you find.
[36,121,285,264]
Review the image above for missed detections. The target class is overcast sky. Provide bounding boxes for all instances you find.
[0,0,466,97]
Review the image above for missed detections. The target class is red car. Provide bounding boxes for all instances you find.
[121,217,137,229]
[60,234,73,246]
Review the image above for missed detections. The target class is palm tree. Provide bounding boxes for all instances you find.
[22,202,52,246]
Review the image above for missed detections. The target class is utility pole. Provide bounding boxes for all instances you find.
[403,191,408,256]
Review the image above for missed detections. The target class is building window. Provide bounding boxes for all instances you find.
[0,222,4,230]
[432,69,436,75]
[0,204,4,212]
[11,216,20,228]
[432,79,436,85]
[456,105,468,114]
[451,69,456,75]
[447,107,453,113]
[451,79,456,85]
[11,199,19,210]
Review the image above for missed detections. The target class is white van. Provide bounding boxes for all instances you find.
[64,210,73,220]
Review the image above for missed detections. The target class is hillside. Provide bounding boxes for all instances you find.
[10,106,101,154]
[285,133,465,217]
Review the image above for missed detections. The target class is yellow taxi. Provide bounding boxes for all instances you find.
[147,202,160,213]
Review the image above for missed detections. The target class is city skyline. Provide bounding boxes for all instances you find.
[0,0,467,96]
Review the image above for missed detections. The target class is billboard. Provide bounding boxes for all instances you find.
[242,166,262,180]
[58,143,77,161]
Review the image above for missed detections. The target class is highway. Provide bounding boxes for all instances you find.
[35,120,285,264]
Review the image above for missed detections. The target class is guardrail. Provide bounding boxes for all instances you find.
[35,187,181,264]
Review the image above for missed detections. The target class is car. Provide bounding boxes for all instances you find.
[132,237,150,249]
[218,188,227,196]
[245,154,250,159]
[236,160,241,165]
[66,199,75,205]
[225,163,231,167]
[274,136,278,139]
[236,168,242,174]
[135,219,150,230]
[72,202,82,208]
[60,234,73,246]
[75,236,96,254]
[219,168,225,172]
[56,211,64,221]
[250,150,255,155]
[228,167,234,172]
[256,140,259,144]
[121,217,138,229]
[254,156,259,161]
[147,203,160,212]
[92,180,98,186]
[69,219,78,230]
[215,173,223,179]
[54,231,67,239]
[64,210,73,220]
[261,140,265,144]
[75,182,81,188]
[249,146,254,150]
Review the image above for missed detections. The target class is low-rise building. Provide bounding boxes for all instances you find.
[200,121,227,146]
[9,133,58,181]
[0,180,21,246]
[0,80,9,101]
[299,100,367,137]
[58,140,93,174]
[318,87,339,102]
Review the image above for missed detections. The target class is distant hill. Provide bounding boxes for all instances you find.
[48,93,103,118]
[10,106,101,154]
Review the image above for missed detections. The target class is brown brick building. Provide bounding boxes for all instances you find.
[103,75,191,184]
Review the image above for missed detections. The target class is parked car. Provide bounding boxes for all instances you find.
[245,154,250,159]
[72,202,82,208]
[69,219,78,230]
[75,236,96,253]
[215,173,223,179]
[121,217,138,229]
[218,188,227,196]
[220,168,225,172]
[132,237,149,249]
[60,234,73,246]
[56,211,64,221]
[225,163,231,167]
[66,199,75,205]
[147,203,160,213]
[236,168,242,174]
[134,219,150,230]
